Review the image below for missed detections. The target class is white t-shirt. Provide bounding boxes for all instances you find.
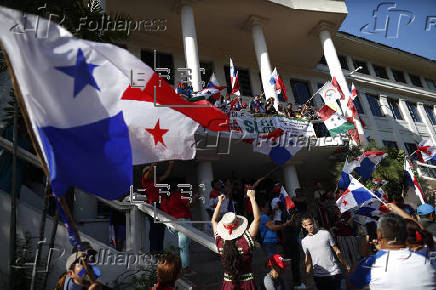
[301,229,341,277]
[271,197,282,222]
[350,248,436,290]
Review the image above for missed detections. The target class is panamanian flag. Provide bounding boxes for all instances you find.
[336,175,375,213]
[253,128,303,166]
[318,105,355,136]
[229,58,240,96]
[416,139,436,163]
[338,159,359,189]
[279,186,295,210]
[353,151,387,181]
[269,67,288,102]
[404,158,425,204]
[0,6,228,200]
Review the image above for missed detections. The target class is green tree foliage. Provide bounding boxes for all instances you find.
[331,140,418,200]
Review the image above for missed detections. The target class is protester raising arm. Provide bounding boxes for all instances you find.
[247,189,261,238]
[211,195,226,235]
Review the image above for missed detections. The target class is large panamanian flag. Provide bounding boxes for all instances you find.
[336,175,375,213]
[318,105,355,136]
[0,6,228,200]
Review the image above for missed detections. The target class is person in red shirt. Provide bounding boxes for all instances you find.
[160,180,193,274]
[141,161,174,253]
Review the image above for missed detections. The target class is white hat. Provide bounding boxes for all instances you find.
[216,212,248,240]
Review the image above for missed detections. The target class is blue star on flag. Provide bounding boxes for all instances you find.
[55,48,100,98]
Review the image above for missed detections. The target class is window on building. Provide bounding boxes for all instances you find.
[353,97,364,114]
[373,64,388,79]
[392,69,406,83]
[406,102,422,122]
[366,94,384,117]
[424,105,436,125]
[318,56,327,65]
[224,66,252,96]
[425,78,436,90]
[387,98,403,120]
[352,59,369,75]
[141,49,175,85]
[383,140,398,149]
[200,61,213,88]
[338,55,348,70]
[404,143,418,160]
[290,79,311,104]
[409,74,423,87]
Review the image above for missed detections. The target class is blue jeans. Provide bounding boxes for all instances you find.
[168,218,191,269]
[262,242,277,259]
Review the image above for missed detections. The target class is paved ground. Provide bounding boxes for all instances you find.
[180,241,305,290]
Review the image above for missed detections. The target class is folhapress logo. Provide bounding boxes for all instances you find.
[360,2,415,38]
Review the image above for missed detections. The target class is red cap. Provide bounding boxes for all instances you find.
[267,254,290,269]
[272,184,281,193]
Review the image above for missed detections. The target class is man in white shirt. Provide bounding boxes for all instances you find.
[349,213,436,290]
[301,215,350,290]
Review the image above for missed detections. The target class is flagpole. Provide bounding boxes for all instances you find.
[305,82,327,106]
[1,44,96,283]
[370,191,388,207]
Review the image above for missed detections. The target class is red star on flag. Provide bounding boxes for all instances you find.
[342,199,348,206]
[146,119,169,147]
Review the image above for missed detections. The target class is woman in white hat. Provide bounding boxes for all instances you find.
[212,189,261,290]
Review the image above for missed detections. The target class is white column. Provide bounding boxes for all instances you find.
[379,96,406,151]
[317,23,366,144]
[248,16,278,108]
[282,164,300,197]
[398,99,419,134]
[417,102,436,143]
[197,161,213,230]
[181,5,201,91]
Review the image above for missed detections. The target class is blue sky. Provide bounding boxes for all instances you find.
[340,0,436,60]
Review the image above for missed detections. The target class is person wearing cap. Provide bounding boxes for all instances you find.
[211,189,261,289]
[349,213,436,290]
[58,252,110,290]
[417,203,436,237]
[262,254,290,290]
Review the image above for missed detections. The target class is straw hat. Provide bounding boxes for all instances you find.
[216,212,248,240]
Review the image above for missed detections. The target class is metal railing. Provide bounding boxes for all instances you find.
[0,135,217,254]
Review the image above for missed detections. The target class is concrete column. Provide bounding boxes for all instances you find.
[367,62,376,78]
[246,16,278,108]
[379,96,406,151]
[398,99,419,134]
[386,67,395,82]
[197,161,213,230]
[181,4,201,91]
[417,102,436,143]
[282,164,300,198]
[316,23,366,144]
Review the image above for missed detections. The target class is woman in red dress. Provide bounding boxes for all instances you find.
[212,189,261,290]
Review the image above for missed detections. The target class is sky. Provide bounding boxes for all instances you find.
[340,0,436,60]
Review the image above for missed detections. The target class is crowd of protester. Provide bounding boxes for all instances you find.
[64,162,436,289]
[131,160,436,289]
[176,84,319,121]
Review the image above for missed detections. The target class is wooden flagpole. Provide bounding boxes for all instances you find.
[0,42,96,283]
